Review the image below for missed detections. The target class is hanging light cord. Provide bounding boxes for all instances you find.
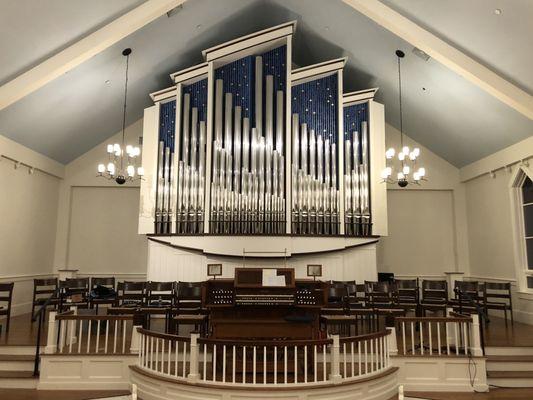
[397,54,404,149]
[120,53,130,170]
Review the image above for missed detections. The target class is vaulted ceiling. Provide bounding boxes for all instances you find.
[0,0,531,166]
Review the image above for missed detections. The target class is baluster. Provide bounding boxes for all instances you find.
[304,345,308,383]
[113,320,118,353]
[212,344,217,381]
[343,342,346,378]
[155,338,159,371]
[203,343,207,380]
[437,322,442,355]
[455,322,459,355]
[402,321,406,355]
[150,336,154,370]
[294,346,297,383]
[95,320,100,354]
[419,322,424,355]
[351,342,355,378]
[264,346,267,384]
[364,340,368,374]
[222,345,226,383]
[322,343,326,382]
[159,339,165,374]
[182,341,187,378]
[243,346,247,384]
[284,346,288,384]
[463,322,468,355]
[175,341,179,377]
[358,341,361,376]
[122,320,127,353]
[104,320,109,354]
[410,321,415,355]
[370,338,374,372]
[313,345,317,382]
[446,322,450,355]
[68,319,74,353]
[59,319,67,353]
[232,345,236,383]
[253,346,257,384]
[167,339,171,375]
[428,321,432,355]
[78,320,83,353]
[86,320,92,353]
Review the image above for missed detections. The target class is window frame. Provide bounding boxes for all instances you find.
[510,166,533,293]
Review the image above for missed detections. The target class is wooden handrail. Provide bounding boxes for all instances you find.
[339,330,390,343]
[396,316,472,323]
[56,314,132,321]
[137,327,191,342]
[197,337,333,347]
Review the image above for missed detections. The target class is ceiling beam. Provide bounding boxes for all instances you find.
[343,0,533,120]
[0,0,187,111]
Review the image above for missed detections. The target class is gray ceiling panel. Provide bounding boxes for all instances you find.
[0,0,531,166]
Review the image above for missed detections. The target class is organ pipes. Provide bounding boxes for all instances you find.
[344,121,371,236]
[291,119,340,235]
[209,57,286,234]
[174,93,207,234]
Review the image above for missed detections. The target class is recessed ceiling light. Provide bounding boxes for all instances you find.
[105,80,111,84]
[324,26,330,31]
[494,8,502,15]
[196,24,202,29]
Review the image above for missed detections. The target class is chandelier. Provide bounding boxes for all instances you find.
[97,48,143,185]
[381,50,426,187]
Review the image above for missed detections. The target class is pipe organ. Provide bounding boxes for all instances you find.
[139,22,388,241]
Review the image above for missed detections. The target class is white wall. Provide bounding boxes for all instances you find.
[461,135,533,324]
[0,136,63,315]
[53,119,147,281]
[377,124,469,279]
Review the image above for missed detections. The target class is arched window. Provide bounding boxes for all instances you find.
[511,167,533,291]
[521,176,533,289]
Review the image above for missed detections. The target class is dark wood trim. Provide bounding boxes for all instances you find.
[137,328,191,342]
[147,236,380,258]
[130,364,399,391]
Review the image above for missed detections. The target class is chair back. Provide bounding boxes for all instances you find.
[327,286,347,305]
[0,282,14,305]
[366,281,397,306]
[176,282,203,312]
[454,281,479,299]
[421,280,448,303]
[483,281,512,302]
[396,279,419,304]
[118,281,146,306]
[59,278,89,298]
[146,281,175,306]
[33,278,58,299]
[91,277,116,290]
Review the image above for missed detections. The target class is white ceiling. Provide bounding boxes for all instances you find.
[0,0,531,166]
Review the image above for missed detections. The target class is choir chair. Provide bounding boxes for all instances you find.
[483,281,513,324]
[117,281,146,307]
[31,278,58,321]
[89,277,117,314]
[0,282,14,334]
[365,281,398,308]
[449,281,483,315]
[58,278,90,311]
[145,281,176,331]
[420,280,448,316]
[395,279,419,314]
[173,282,207,336]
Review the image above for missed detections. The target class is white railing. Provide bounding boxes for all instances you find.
[45,310,138,355]
[395,312,482,357]
[136,328,394,387]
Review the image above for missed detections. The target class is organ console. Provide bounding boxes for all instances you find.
[204,268,327,340]
[138,21,388,239]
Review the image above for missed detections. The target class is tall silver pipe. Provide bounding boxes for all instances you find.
[276,90,284,154]
[292,114,299,168]
[224,93,233,172]
[265,75,274,150]
[199,121,206,179]
[242,118,250,173]
[233,106,242,193]
[215,80,223,144]
[301,123,308,175]
[317,134,323,184]
[156,141,164,233]
[309,129,316,179]
[255,56,263,137]
[182,94,190,166]
[190,107,198,170]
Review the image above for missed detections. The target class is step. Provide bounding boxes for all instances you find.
[0,354,35,372]
[486,355,533,371]
[485,346,533,356]
[487,370,533,388]
[0,371,38,389]
[0,345,42,356]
